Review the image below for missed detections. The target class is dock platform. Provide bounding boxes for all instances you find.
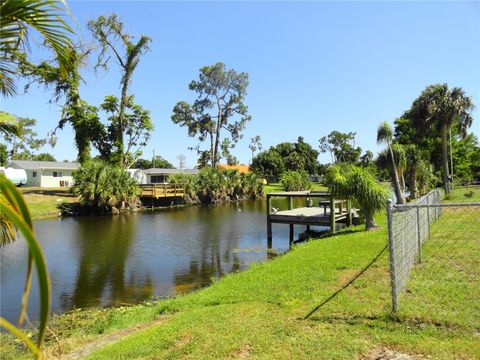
[266,191,356,247]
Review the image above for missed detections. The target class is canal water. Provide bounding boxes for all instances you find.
[1,198,322,324]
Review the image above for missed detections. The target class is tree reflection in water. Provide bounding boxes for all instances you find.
[71,215,153,308]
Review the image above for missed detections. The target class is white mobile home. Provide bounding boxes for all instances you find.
[8,160,80,188]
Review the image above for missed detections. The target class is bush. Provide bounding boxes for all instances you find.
[171,168,263,205]
[464,190,474,198]
[72,160,139,212]
[280,171,311,191]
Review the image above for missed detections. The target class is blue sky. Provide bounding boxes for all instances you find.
[3,1,480,168]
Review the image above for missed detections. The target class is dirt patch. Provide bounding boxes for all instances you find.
[173,334,192,351]
[61,316,171,360]
[232,344,252,358]
[361,347,423,360]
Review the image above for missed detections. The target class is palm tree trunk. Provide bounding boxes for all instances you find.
[365,211,377,230]
[441,124,450,195]
[389,145,405,204]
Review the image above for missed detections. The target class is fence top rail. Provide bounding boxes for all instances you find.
[393,202,480,211]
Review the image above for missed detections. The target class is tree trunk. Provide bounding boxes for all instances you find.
[213,102,222,169]
[209,125,215,168]
[118,71,132,167]
[441,124,450,195]
[365,211,377,231]
[389,145,405,204]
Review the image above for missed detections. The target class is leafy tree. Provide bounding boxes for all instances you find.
[250,147,285,180]
[377,122,405,204]
[251,137,319,179]
[403,84,475,194]
[172,62,251,168]
[249,135,262,163]
[1,114,45,158]
[88,14,151,166]
[32,153,56,162]
[451,133,480,182]
[17,48,100,163]
[359,150,374,168]
[91,96,154,168]
[133,156,174,169]
[0,0,74,96]
[325,165,389,230]
[319,131,361,164]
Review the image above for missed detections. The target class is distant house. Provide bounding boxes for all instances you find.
[217,164,251,173]
[8,160,80,188]
[143,168,198,184]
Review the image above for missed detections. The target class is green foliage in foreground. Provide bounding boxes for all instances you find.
[2,207,478,359]
[280,170,311,191]
[72,160,138,211]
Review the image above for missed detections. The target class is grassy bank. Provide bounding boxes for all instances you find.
[19,187,78,219]
[20,182,326,220]
[264,182,328,193]
[2,188,478,359]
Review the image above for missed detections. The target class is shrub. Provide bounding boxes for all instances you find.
[72,160,139,212]
[464,190,474,198]
[171,168,263,205]
[280,171,311,191]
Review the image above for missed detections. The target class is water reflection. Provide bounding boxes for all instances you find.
[71,215,153,308]
[1,200,294,324]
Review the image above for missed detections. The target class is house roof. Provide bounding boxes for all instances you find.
[143,168,198,175]
[8,160,80,170]
[217,164,251,173]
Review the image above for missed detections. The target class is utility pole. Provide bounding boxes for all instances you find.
[152,149,156,168]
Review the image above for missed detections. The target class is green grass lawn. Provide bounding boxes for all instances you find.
[19,187,78,219]
[2,187,478,359]
[443,184,480,202]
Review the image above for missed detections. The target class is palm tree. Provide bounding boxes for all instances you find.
[0,0,74,96]
[377,121,405,204]
[325,165,389,230]
[406,84,475,195]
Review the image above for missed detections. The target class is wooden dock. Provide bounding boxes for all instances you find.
[266,191,356,248]
[139,184,185,199]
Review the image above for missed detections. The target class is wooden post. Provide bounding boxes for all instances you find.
[267,194,272,248]
[288,195,294,245]
[347,199,352,226]
[330,196,336,233]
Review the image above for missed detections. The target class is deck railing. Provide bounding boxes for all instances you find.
[139,183,185,198]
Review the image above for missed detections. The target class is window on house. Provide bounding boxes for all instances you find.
[151,175,167,183]
[33,171,37,177]
[53,171,63,178]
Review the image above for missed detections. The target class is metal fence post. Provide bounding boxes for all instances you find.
[387,199,399,312]
[427,195,431,240]
[416,207,422,263]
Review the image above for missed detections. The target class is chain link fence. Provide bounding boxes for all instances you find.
[387,189,480,329]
